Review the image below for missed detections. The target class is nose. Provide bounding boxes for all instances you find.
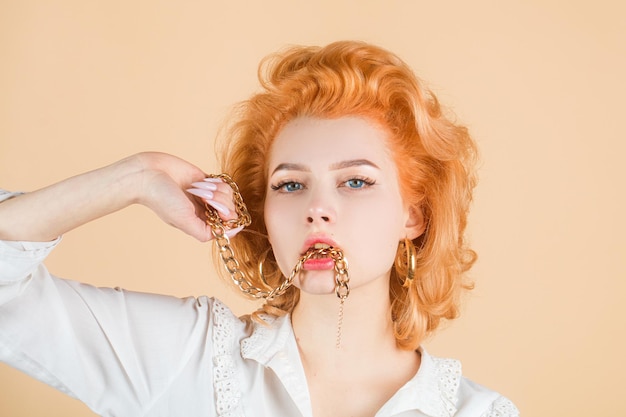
[307,211,331,223]
[306,194,336,225]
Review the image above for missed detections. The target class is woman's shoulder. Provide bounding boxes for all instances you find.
[456,376,519,417]
[209,299,291,355]
[424,350,520,417]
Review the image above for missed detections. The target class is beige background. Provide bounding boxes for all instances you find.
[1,1,624,416]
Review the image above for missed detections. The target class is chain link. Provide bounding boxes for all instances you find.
[204,173,251,230]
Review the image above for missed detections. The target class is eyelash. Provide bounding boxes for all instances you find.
[270,180,304,193]
[270,176,376,193]
[340,176,376,189]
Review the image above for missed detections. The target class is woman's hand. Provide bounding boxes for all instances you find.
[134,152,240,242]
[0,152,242,242]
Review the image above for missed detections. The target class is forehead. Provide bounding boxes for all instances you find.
[268,116,394,169]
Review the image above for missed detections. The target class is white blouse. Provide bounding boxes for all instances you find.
[0,190,519,417]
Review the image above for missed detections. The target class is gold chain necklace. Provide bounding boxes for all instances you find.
[205,173,350,347]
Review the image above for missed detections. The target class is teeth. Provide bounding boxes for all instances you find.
[301,243,332,260]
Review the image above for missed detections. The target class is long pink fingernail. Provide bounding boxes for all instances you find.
[203,177,224,183]
[186,188,214,199]
[191,181,218,190]
[206,199,230,216]
[225,226,244,238]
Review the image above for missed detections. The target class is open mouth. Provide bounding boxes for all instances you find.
[303,242,332,258]
[300,243,338,271]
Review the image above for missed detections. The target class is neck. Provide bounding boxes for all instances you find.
[291,275,399,367]
[289,274,422,417]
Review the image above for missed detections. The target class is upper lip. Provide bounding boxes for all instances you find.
[300,235,338,255]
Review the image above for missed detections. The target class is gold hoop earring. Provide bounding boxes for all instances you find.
[403,238,417,285]
[258,247,276,289]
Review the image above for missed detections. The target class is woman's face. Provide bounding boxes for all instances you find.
[264,116,421,296]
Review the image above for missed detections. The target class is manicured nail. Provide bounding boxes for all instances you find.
[191,181,218,190]
[203,177,224,183]
[186,188,214,200]
[225,226,244,238]
[206,199,230,216]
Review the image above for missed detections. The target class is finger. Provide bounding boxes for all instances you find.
[202,177,234,195]
[186,188,214,200]
[192,180,238,217]
[190,178,233,201]
[190,181,218,191]
[205,198,230,217]
[185,188,237,224]
[202,177,225,183]
[210,183,235,203]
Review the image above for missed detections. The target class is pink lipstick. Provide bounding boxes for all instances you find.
[301,240,338,271]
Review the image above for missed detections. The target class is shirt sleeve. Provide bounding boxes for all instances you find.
[0,221,216,416]
[0,189,23,202]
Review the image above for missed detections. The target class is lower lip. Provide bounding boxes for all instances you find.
[302,258,335,271]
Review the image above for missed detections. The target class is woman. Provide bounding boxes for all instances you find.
[0,41,518,416]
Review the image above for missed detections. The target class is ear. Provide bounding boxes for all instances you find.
[404,205,426,240]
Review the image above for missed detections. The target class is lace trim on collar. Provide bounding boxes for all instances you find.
[209,301,468,417]
[433,356,462,416]
[212,299,244,417]
[240,313,286,363]
[482,396,520,417]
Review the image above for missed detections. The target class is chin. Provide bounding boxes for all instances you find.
[295,270,337,296]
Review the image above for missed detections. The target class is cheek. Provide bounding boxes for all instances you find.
[263,199,281,250]
[354,217,401,260]
[264,197,295,240]
[345,194,405,267]
[351,192,406,233]
[264,198,298,275]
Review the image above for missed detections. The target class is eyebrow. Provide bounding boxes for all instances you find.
[270,159,380,175]
[330,159,380,170]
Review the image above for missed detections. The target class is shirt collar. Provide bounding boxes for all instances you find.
[240,313,313,417]
[375,347,461,417]
[240,316,461,417]
[240,313,292,364]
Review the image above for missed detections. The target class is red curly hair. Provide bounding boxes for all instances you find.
[215,40,477,350]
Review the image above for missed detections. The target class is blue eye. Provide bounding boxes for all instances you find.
[346,179,365,189]
[342,177,375,189]
[271,181,304,193]
[284,182,303,192]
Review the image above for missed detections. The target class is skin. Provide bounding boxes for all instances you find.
[265,116,422,295]
[265,116,425,417]
[0,152,237,242]
[0,117,426,416]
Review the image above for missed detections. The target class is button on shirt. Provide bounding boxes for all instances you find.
[0,190,519,417]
